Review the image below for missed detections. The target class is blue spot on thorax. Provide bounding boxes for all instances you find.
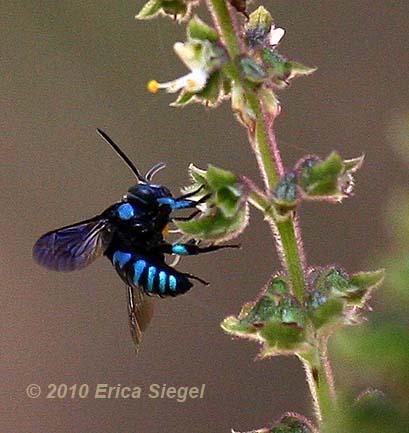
[117,203,135,220]
[113,251,132,268]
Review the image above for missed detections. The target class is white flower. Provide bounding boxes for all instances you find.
[148,40,224,95]
[148,68,208,94]
[269,26,285,46]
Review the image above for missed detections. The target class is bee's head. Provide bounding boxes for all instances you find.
[127,183,172,206]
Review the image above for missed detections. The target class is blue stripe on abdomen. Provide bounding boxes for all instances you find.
[133,259,147,285]
[126,257,193,296]
[113,251,132,268]
[158,271,167,294]
[146,266,156,292]
[169,275,177,291]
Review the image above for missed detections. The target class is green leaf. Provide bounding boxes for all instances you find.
[215,187,241,217]
[280,298,306,327]
[309,298,344,329]
[243,296,281,324]
[248,6,272,29]
[187,16,218,42]
[306,266,385,332]
[136,0,163,19]
[285,61,317,78]
[261,48,286,70]
[238,56,268,84]
[222,316,257,337]
[260,48,316,88]
[176,205,249,241]
[196,70,222,105]
[267,276,289,297]
[223,289,307,356]
[349,269,385,291]
[189,163,207,181]
[171,91,195,106]
[348,269,385,303]
[317,267,350,296]
[178,164,247,240]
[161,0,187,16]
[245,6,272,46]
[222,76,232,96]
[298,152,343,196]
[260,49,291,89]
[272,415,314,433]
[206,164,238,189]
[260,322,305,354]
[297,152,362,200]
[343,154,365,172]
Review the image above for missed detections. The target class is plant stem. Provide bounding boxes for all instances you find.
[274,217,306,301]
[206,0,305,294]
[299,339,337,425]
[207,0,336,425]
[245,92,283,189]
[207,0,242,60]
[244,182,306,302]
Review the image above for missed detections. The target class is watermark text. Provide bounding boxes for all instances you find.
[26,383,205,403]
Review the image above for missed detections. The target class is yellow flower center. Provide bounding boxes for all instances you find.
[147,80,160,93]
[186,78,197,91]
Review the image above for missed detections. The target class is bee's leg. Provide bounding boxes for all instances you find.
[181,272,209,286]
[155,242,239,286]
[158,197,197,210]
[158,242,240,256]
[157,193,211,210]
[171,209,200,222]
[175,185,204,200]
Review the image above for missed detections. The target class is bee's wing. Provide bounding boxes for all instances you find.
[33,217,113,272]
[126,285,154,354]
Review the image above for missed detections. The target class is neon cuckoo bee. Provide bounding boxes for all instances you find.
[33,129,236,352]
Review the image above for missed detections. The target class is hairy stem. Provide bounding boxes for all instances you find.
[207,1,306,291]
[274,217,306,301]
[207,0,336,424]
[245,92,282,189]
[299,339,337,425]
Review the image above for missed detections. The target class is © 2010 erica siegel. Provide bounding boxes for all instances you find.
[95,383,206,402]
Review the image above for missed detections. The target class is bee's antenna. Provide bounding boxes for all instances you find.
[97,129,146,183]
[145,162,166,182]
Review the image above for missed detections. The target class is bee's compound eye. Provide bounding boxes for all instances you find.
[128,184,153,199]
[148,184,172,198]
[127,184,172,204]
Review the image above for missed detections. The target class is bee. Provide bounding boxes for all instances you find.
[33,129,236,352]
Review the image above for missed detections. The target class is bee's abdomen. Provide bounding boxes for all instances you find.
[111,250,193,297]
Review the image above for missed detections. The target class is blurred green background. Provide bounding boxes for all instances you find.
[2,1,409,432]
